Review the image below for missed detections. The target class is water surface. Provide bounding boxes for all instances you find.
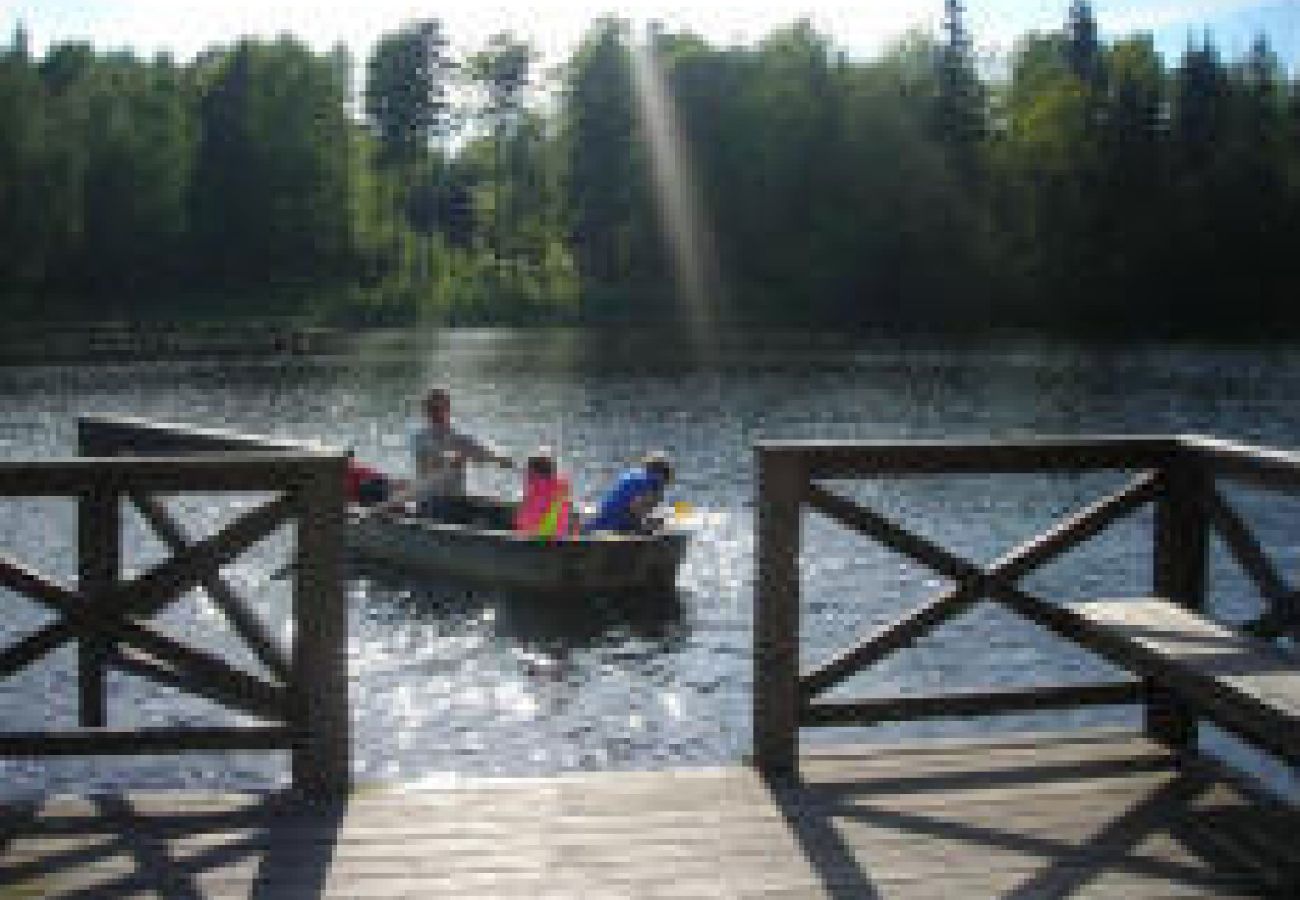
[1,329,1297,799]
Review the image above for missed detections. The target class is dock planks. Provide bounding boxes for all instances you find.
[2,730,1295,897]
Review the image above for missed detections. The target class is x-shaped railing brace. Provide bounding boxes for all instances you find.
[800,470,1163,699]
[0,493,296,723]
[1204,487,1300,641]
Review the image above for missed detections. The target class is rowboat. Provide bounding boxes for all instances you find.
[346,497,690,594]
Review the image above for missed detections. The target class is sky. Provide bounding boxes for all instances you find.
[2,0,1297,75]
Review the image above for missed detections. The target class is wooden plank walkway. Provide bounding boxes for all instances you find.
[1,730,1296,898]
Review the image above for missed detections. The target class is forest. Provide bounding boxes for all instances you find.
[1,0,1297,334]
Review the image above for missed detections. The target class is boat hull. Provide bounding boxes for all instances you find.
[347,507,688,594]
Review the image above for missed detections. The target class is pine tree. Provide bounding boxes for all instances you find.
[469,33,535,257]
[1289,76,1300,156]
[564,19,642,290]
[1065,0,1104,89]
[9,22,29,60]
[935,0,985,169]
[364,20,454,166]
[1239,33,1282,142]
[1172,34,1228,172]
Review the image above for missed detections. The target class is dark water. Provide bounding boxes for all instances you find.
[1,329,1297,800]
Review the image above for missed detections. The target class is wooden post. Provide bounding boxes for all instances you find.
[77,483,118,728]
[1147,452,1209,750]
[754,447,804,779]
[77,420,118,729]
[290,456,350,797]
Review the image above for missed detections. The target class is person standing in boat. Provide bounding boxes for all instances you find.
[583,451,673,535]
[382,387,514,522]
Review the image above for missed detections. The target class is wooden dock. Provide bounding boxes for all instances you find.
[2,731,1296,898]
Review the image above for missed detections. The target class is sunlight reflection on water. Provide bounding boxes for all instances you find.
[0,330,1298,800]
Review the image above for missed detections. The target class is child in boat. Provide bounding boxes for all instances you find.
[582,451,672,535]
[344,451,401,506]
[514,448,577,538]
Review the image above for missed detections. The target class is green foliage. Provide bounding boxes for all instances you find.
[0,42,81,292]
[75,53,193,294]
[561,18,650,296]
[1065,1,1104,89]
[1,10,1299,334]
[935,0,986,174]
[364,20,453,166]
[190,38,355,293]
[467,32,537,257]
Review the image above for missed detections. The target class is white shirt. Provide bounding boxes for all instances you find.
[409,422,494,500]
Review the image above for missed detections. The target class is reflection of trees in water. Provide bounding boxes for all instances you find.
[353,565,688,666]
[421,328,871,377]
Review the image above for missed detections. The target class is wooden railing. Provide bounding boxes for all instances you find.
[754,434,1300,777]
[0,415,349,795]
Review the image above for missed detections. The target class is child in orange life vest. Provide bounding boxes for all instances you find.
[514,448,577,538]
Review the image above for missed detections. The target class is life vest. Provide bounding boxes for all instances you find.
[344,460,384,503]
[514,473,575,538]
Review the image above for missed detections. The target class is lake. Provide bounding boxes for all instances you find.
[1,329,1297,800]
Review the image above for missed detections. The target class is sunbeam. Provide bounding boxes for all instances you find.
[628,32,726,348]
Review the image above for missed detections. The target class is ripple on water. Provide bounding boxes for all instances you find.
[1,331,1299,800]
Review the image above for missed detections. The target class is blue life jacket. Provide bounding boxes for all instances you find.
[583,467,664,533]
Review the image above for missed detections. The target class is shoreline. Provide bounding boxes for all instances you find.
[5,318,1300,367]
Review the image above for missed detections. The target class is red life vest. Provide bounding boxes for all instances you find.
[344,460,383,503]
[514,472,575,537]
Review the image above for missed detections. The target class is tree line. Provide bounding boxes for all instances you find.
[1,1,1298,333]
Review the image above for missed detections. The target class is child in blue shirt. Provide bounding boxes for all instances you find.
[583,452,673,534]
